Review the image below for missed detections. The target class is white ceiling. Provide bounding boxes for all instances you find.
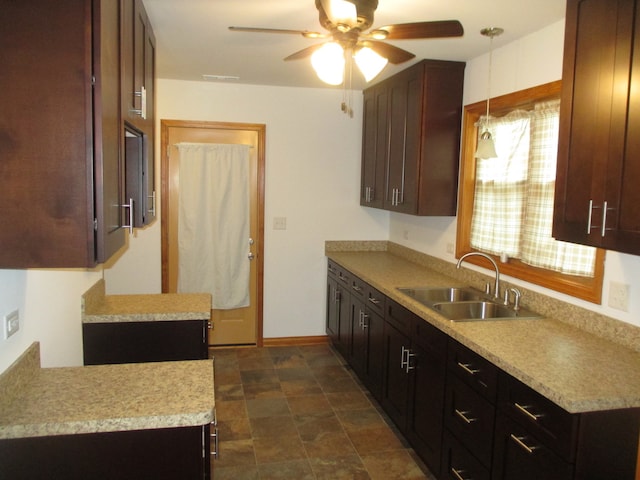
[143,0,566,90]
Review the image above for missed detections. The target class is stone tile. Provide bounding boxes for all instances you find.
[277,367,316,381]
[215,383,244,401]
[243,381,284,400]
[293,411,344,442]
[216,399,248,420]
[215,439,255,468]
[316,374,362,393]
[287,393,333,415]
[217,415,252,441]
[268,347,308,369]
[336,407,388,432]
[240,368,279,385]
[361,450,434,479]
[280,377,324,397]
[246,397,291,419]
[346,426,406,455]
[257,460,315,480]
[253,434,307,464]
[326,390,372,411]
[309,455,371,480]
[249,415,298,439]
[214,368,242,386]
[237,349,274,371]
[212,464,259,480]
[302,431,357,460]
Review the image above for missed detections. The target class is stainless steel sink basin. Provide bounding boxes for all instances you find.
[431,301,541,321]
[397,286,542,322]
[397,287,485,306]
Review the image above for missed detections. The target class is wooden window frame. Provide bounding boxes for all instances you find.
[456,80,604,303]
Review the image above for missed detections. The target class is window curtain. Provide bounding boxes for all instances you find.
[471,99,596,277]
[176,143,251,309]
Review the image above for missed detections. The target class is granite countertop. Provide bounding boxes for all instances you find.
[326,244,640,414]
[0,343,215,440]
[82,279,211,323]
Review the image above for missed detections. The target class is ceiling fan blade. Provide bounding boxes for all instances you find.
[228,26,327,39]
[284,43,326,61]
[360,40,415,64]
[374,20,464,40]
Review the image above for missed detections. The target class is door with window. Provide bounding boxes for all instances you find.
[161,120,265,346]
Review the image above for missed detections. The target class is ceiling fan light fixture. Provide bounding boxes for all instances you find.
[326,0,358,30]
[311,42,345,85]
[369,29,389,40]
[354,46,388,82]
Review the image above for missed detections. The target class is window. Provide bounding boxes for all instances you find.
[457,81,604,303]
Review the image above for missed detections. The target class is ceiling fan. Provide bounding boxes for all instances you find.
[229,0,464,85]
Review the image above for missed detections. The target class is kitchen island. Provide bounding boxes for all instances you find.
[81,279,212,364]
[0,342,215,479]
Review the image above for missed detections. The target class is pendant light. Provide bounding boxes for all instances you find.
[475,27,504,159]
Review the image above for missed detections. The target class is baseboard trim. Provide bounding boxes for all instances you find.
[262,335,329,347]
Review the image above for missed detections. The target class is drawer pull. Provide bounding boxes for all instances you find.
[454,409,478,424]
[352,285,363,293]
[210,426,219,459]
[514,402,543,421]
[451,467,470,480]
[368,296,381,305]
[510,434,538,454]
[457,362,480,375]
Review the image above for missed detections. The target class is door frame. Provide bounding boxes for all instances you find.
[160,119,265,346]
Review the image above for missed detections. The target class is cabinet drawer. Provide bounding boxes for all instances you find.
[328,260,351,285]
[366,284,386,316]
[444,374,496,467]
[447,340,498,402]
[413,318,447,357]
[350,275,367,299]
[327,260,340,277]
[498,372,578,462]
[386,298,415,336]
[441,430,490,480]
[492,413,574,480]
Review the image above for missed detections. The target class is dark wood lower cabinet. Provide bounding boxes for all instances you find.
[0,425,210,480]
[325,262,640,480]
[82,319,208,365]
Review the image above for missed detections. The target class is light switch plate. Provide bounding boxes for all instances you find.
[273,217,287,230]
[608,281,629,312]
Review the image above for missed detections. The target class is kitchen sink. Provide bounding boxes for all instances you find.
[397,287,485,305]
[397,286,542,322]
[431,301,541,321]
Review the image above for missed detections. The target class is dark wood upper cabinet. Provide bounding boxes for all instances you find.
[121,0,156,227]
[361,59,465,216]
[554,0,640,254]
[0,0,125,268]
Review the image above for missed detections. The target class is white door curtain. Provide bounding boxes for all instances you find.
[176,142,251,309]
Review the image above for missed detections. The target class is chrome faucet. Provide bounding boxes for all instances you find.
[456,252,501,299]
[504,288,522,311]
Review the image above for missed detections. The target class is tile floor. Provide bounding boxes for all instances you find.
[210,343,437,479]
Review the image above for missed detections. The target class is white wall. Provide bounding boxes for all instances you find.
[0,269,102,372]
[390,20,640,329]
[104,80,390,339]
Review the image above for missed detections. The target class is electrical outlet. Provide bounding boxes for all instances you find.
[403,230,409,240]
[4,310,19,339]
[446,243,455,254]
[608,281,630,312]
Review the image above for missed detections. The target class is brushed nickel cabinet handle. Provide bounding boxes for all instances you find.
[457,361,480,375]
[514,402,543,421]
[510,434,538,454]
[454,409,478,424]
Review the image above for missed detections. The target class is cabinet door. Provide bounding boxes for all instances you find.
[554,0,639,252]
[326,275,340,342]
[350,294,367,376]
[406,341,446,475]
[360,87,386,208]
[381,321,411,430]
[363,308,384,400]
[0,0,125,267]
[335,278,352,358]
[385,74,409,211]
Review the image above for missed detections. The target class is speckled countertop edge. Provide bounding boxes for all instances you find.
[82,279,211,323]
[0,344,215,440]
[325,241,640,414]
